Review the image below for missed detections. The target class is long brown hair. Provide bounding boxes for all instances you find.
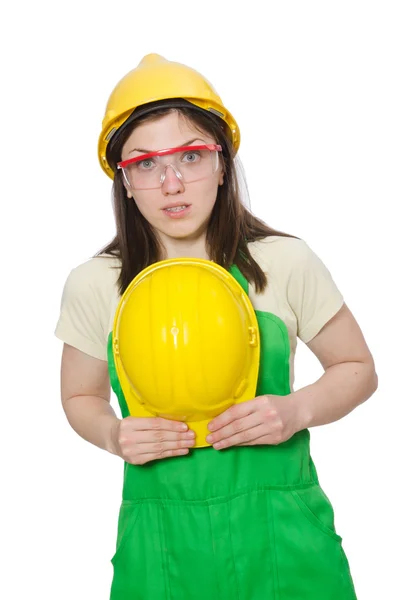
[97,99,298,295]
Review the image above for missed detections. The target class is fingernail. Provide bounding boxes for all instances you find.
[208,423,214,432]
[179,423,188,431]
[213,442,223,450]
[187,431,195,438]
[207,435,213,443]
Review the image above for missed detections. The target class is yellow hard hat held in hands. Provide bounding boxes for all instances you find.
[112,259,260,448]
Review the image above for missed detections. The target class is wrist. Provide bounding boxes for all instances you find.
[288,388,315,432]
[105,416,123,457]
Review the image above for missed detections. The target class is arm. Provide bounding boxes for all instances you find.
[60,343,196,462]
[206,304,378,448]
[291,302,378,428]
[60,343,121,456]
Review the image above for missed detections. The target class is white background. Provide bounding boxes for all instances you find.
[1,1,395,598]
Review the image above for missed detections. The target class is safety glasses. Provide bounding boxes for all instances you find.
[117,144,222,190]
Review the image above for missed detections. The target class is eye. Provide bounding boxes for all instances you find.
[136,158,155,170]
[182,151,201,163]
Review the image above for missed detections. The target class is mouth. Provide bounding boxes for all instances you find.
[162,202,191,212]
[162,203,192,218]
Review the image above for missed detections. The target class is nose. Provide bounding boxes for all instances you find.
[161,164,185,195]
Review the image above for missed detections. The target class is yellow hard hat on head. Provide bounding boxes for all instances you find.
[112,259,259,448]
[98,54,240,179]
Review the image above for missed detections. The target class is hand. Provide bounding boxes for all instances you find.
[206,395,305,450]
[112,417,196,465]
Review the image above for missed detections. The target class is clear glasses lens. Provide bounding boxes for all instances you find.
[122,149,219,190]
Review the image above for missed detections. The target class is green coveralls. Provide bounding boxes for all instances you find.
[107,267,357,599]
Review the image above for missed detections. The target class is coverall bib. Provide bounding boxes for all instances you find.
[107,267,357,600]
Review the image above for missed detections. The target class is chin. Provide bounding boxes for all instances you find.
[162,221,208,241]
[167,229,201,240]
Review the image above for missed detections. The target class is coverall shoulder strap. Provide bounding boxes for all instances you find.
[229,264,249,295]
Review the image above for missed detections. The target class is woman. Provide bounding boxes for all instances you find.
[55,53,377,599]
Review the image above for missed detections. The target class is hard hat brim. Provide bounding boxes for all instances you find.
[105,98,230,167]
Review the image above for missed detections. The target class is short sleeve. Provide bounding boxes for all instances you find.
[286,241,344,343]
[54,261,110,361]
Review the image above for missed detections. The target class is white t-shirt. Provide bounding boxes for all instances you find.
[54,236,344,392]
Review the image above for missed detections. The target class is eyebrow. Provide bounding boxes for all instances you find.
[128,138,207,155]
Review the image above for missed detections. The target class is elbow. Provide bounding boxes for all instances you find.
[371,368,379,395]
[363,359,378,398]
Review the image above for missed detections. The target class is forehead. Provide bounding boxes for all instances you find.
[122,111,213,155]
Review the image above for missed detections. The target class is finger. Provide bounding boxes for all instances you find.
[208,402,257,433]
[126,438,196,458]
[124,416,190,433]
[238,433,282,446]
[127,447,190,466]
[211,423,269,449]
[206,412,263,445]
[120,429,195,448]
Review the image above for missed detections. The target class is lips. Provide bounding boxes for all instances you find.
[162,202,191,211]
[164,205,189,213]
[162,203,192,219]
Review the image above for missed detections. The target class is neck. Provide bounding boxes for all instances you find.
[158,231,210,260]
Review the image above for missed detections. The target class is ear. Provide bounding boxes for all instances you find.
[218,170,224,186]
[120,171,134,198]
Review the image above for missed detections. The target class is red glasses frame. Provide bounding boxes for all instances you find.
[117,144,222,170]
